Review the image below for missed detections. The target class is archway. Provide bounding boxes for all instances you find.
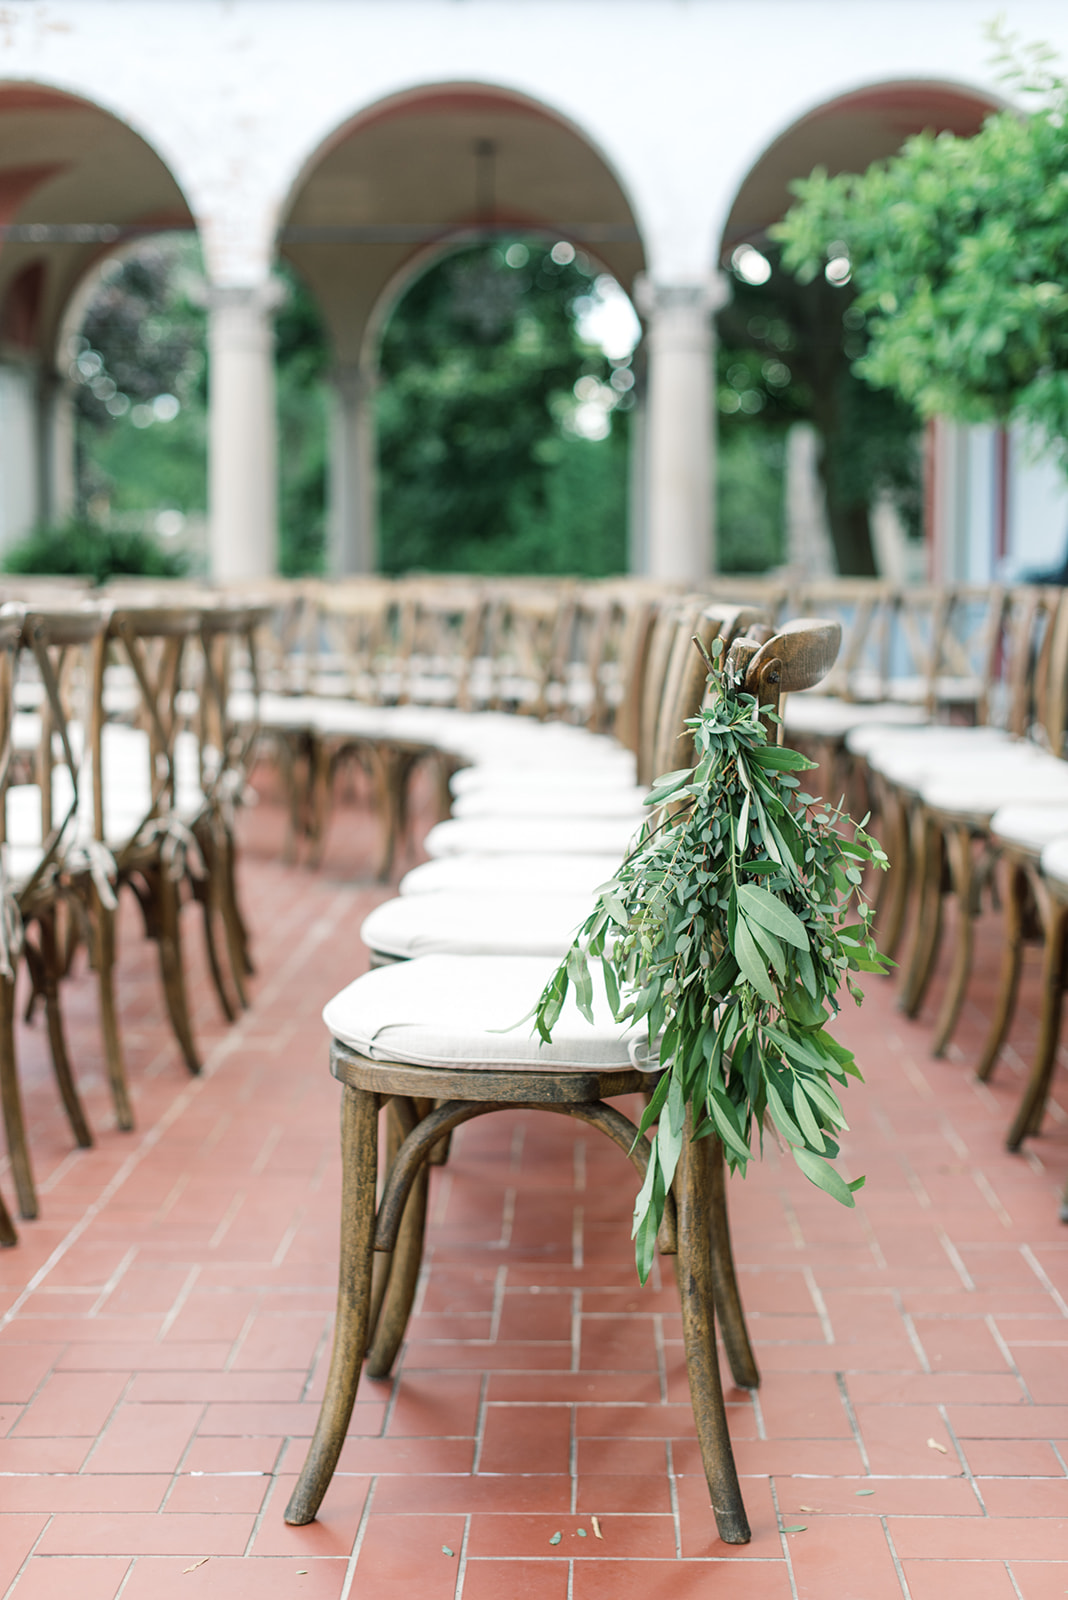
[715,81,998,577]
[276,83,645,576]
[0,82,194,553]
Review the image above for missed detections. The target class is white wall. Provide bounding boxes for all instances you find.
[0,0,1065,287]
[0,364,38,551]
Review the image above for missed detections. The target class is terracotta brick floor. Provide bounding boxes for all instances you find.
[1,771,1067,1598]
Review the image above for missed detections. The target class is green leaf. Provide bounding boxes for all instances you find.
[751,745,815,771]
[732,916,777,1004]
[765,1076,805,1146]
[789,1080,827,1152]
[793,1146,858,1207]
[737,884,809,950]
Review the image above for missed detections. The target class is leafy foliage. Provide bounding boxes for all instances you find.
[715,259,923,575]
[377,240,628,575]
[1,522,186,583]
[772,33,1068,469]
[533,641,889,1281]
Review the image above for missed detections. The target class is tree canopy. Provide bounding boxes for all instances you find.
[773,35,1068,469]
[376,239,630,575]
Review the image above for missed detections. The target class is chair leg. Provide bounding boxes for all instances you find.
[1006,899,1068,1151]
[364,1149,428,1378]
[708,1137,759,1391]
[976,857,1029,1082]
[675,1116,750,1545]
[875,786,910,960]
[92,890,134,1132]
[366,1095,431,1374]
[306,739,333,870]
[285,1086,379,1526]
[32,909,93,1150]
[199,884,238,1023]
[215,832,252,1007]
[931,823,975,1058]
[0,1184,16,1245]
[154,868,201,1075]
[900,811,944,1018]
[0,973,36,1219]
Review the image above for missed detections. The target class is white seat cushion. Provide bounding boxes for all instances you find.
[451,785,647,822]
[361,891,596,959]
[783,694,928,739]
[847,724,1009,762]
[323,954,643,1070]
[1041,838,1068,888]
[451,762,637,797]
[424,815,639,859]
[991,804,1068,854]
[922,761,1068,819]
[400,853,623,897]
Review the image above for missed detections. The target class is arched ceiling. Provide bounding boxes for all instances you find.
[0,83,192,364]
[278,85,645,364]
[722,82,997,257]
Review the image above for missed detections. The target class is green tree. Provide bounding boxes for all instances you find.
[773,33,1068,468]
[376,240,628,575]
[715,256,922,576]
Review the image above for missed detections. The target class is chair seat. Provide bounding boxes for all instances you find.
[847,724,1009,762]
[783,693,928,739]
[870,734,1030,789]
[922,762,1068,821]
[991,804,1068,854]
[1041,837,1068,889]
[323,953,642,1070]
[399,853,623,897]
[450,762,636,797]
[361,890,596,959]
[451,785,647,822]
[424,815,639,859]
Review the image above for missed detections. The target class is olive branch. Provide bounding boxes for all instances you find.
[533,640,891,1282]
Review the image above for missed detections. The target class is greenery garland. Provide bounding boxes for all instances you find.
[533,639,890,1281]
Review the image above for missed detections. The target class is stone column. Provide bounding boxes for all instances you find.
[47,374,77,524]
[636,278,724,580]
[207,282,283,581]
[328,362,378,575]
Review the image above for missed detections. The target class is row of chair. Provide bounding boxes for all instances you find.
[781,584,1068,1218]
[0,591,266,1243]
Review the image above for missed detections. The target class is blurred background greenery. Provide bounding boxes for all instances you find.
[6,230,922,581]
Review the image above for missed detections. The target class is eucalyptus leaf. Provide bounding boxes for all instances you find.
[532,636,885,1277]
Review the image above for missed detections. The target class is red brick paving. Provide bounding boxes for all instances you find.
[0,769,1066,1597]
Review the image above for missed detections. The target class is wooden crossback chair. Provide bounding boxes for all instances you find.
[0,603,109,1219]
[284,616,842,1547]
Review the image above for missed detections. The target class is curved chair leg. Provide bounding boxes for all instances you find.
[364,1151,429,1378]
[708,1137,759,1391]
[0,973,36,1219]
[285,1086,379,1526]
[92,890,134,1132]
[370,744,404,883]
[33,909,93,1149]
[900,812,944,1018]
[1006,900,1068,1151]
[216,834,252,1008]
[976,857,1029,1082]
[676,1117,750,1545]
[199,884,238,1023]
[931,823,975,1058]
[154,868,201,1075]
[0,1184,16,1245]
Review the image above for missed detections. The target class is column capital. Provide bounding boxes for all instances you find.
[633,274,729,321]
[202,279,287,316]
[331,361,379,406]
